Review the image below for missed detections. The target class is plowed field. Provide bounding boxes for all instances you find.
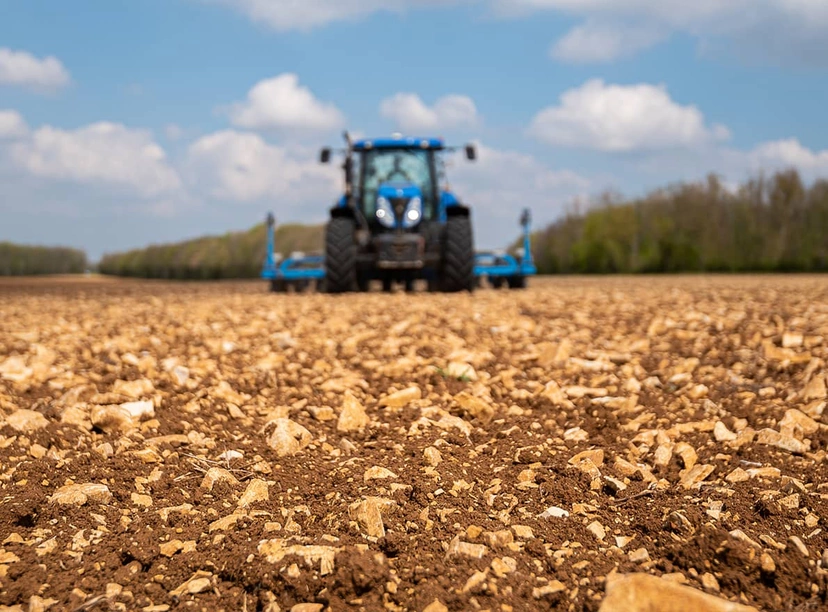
[1,276,826,612]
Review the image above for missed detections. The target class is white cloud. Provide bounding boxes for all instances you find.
[602,135,828,197]
[456,142,589,191]
[185,129,339,203]
[529,79,730,152]
[0,110,28,139]
[551,20,666,63]
[0,48,71,91]
[228,73,344,132]
[380,93,478,132]
[746,138,828,174]
[494,0,743,22]
[209,0,465,31]
[496,0,828,63]
[448,142,589,247]
[9,122,182,197]
[212,0,386,30]
[496,0,828,26]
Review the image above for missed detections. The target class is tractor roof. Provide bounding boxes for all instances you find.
[352,135,444,151]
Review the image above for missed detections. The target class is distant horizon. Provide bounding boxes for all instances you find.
[2,1,828,261]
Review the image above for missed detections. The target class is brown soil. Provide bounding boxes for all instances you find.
[0,275,826,612]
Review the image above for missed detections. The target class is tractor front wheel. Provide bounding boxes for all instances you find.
[440,216,475,292]
[324,217,357,293]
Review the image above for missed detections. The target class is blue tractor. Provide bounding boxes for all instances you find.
[261,132,537,292]
[317,132,478,293]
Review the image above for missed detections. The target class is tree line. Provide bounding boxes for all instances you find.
[0,242,88,275]
[97,222,323,280]
[525,170,828,274]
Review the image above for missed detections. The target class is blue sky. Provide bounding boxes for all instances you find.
[2,0,828,261]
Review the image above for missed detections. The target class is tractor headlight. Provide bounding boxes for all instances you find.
[376,196,395,228]
[402,196,422,229]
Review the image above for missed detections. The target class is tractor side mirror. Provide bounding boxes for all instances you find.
[465,144,476,161]
[319,148,332,163]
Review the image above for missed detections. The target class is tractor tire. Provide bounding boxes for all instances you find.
[507,275,526,289]
[270,279,285,293]
[440,216,475,292]
[491,277,505,289]
[324,217,357,293]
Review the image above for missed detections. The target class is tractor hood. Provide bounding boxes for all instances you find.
[378,182,421,201]
[375,182,423,229]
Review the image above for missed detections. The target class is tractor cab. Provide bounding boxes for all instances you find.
[354,139,440,229]
[362,150,432,228]
[320,134,476,231]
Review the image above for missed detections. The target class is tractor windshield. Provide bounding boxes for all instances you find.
[359,148,436,220]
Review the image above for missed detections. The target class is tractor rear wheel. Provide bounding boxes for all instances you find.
[440,216,475,292]
[324,217,357,293]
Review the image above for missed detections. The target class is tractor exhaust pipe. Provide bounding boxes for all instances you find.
[342,131,354,206]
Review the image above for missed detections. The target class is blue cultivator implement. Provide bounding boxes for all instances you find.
[473,209,537,289]
[262,208,536,292]
[261,213,326,293]
[262,132,537,293]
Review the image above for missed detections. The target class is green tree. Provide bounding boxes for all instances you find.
[522,170,827,274]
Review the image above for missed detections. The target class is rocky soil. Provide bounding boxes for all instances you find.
[0,275,826,612]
